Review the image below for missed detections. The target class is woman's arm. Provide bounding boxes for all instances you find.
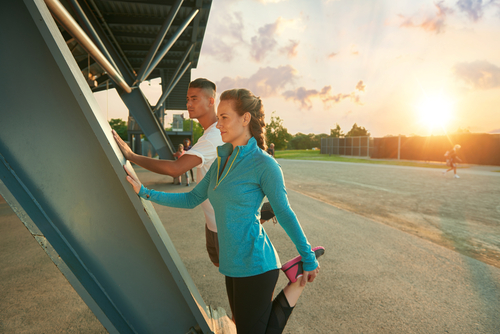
[124,164,210,209]
[259,160,319,272]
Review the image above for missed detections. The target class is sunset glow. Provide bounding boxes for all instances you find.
[417,95,453,130]
[94,0,500,137]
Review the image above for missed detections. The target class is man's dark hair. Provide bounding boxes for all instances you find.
[189,78,216,97]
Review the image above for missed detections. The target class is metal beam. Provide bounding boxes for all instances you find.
[66,0,123,77]
[43,0,131,93]
[135,0,184,85]
[154,44,194,112]
[78,0,176,159]
[0,0,215,332]
[87,0,135,77]
[142,9,199,82]
[154,61,191,113]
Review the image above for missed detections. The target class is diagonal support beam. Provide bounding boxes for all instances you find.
[154,43,194,112]
[44,0,131,93]
[154,62,192,113]
[134,0,184,85]
[66,0,123,78]
[77,0,175,159]
[142,8,199,82]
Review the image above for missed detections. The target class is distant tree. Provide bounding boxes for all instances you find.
[345,123,370,137]
[109,118,128,140]
[265,112,292,150]
[314,133,329,148]
[184,119,204,144]
[456,127,471,134]
[330,123,344,138]
[288,133,328,150]
[288,133,305,150]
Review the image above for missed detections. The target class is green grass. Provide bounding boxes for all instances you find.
[275,150,452,169]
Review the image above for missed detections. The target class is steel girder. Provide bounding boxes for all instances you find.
[68,0,177,160]
[0,0,216,332]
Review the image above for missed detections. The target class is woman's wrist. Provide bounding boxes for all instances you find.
[138,184,148,198]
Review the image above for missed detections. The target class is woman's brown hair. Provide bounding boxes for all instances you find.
[220,89,266,150]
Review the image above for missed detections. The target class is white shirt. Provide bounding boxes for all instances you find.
[184,122,224,232]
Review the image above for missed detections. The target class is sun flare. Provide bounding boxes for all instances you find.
[417,95,453,130]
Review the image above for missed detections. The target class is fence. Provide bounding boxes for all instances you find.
[321,136,372,157]
[320,133,500,166]
[371,133,500,166]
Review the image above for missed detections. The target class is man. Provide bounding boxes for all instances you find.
[113,78,224,266]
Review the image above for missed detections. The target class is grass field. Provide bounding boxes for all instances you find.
[274,150,454,169]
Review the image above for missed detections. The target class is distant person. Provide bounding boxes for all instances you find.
[124,88,324,334]
[113,78,224,267]
[443,144,462,178]
[173,144,189,186]
[183,138,195,182]
[266,142,275,157]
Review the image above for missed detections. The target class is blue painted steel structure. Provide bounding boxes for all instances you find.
[0,0,217,332]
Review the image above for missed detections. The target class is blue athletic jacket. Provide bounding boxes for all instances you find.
[139,137,318,277]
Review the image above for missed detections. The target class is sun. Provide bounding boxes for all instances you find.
[417,95,453,130]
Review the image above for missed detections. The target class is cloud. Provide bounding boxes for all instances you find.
[399,1,453,34]
[453,60,500,90]
[250,17,298,62]
[356,80,366,92]
[456,0,486,21]
[344,110,353,118]
[202,12,246,62]
[282,83,365,110]
[217,65,298,97]
[250,21,280,62]
[280,39,299,58]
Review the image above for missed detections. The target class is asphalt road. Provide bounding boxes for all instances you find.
[1,160,499,333]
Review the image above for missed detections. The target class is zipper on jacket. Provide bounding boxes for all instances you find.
[214,147,240,190]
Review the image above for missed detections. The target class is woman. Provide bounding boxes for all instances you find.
[125,88,323,333]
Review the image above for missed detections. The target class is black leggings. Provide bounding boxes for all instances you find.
[225,270,294,334]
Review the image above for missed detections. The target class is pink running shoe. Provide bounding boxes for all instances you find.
[281,246,325,283]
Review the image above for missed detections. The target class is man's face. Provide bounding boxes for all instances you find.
[186,87,213,119]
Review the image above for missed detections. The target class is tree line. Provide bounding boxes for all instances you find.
[109,115,370,151]
[265,112,370,150]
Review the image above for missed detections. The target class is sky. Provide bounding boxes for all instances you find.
[94,0,500,137]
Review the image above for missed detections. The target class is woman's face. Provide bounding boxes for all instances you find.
[216,100,250,147]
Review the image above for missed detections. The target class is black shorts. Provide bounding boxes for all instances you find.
[205,224,219,265]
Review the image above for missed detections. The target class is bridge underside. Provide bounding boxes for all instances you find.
[42,0,212,160]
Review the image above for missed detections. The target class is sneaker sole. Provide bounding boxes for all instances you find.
[282,246,325,283]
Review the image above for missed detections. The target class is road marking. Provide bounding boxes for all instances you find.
[337,179,408,194]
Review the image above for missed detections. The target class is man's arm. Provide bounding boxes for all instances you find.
[112,130,201,177]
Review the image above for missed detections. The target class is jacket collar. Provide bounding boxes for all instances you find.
[217,136,258,158]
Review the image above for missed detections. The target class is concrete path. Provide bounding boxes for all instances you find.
[1,161,499,333]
